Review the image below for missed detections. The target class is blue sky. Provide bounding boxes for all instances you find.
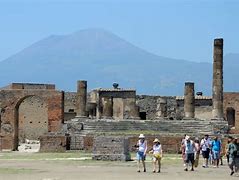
[0,0,238,62]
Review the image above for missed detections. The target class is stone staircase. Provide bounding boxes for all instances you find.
[67,118,228,136]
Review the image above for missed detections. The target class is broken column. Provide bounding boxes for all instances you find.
[184,82,195,118]
[76,80,87,117]
[212,38,224,119]
[102,97,113,119]
[157,98,167,118]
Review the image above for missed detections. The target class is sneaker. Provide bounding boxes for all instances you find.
[230,171,235,176]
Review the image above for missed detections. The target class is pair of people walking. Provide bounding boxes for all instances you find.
[200,134,222,168]
[135,134,163,173]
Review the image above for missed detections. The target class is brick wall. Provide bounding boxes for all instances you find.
[18,96,48,142]
[40,134,70,152]
[0,88,64,150]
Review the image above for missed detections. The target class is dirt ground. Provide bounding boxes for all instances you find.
[0,152,237,180]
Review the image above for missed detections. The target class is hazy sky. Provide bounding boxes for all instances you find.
[0,0,238,62]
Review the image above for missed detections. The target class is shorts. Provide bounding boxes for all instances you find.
[229,157,235,166]
[136,151,146,161]
[212,151,220,160]
[185,153,194,164]
[202,148,210,159]
[152,153,161,162]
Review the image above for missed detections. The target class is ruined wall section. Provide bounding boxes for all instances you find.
[224,92,239,133]
[0,86,64,150]
[18,96,48,142]
[136,95,176,120]
[176,97,212,120]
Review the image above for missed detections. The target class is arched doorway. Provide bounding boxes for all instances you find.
[14,96,48,150]
[226,107,235,127]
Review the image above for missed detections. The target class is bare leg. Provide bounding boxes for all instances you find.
[158,159,161,172]
[206,158,209,167]
[152,160,156,172]
[137,160,140,172]
[142,160,146,172]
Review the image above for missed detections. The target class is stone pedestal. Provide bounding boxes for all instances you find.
[212,38,224,119]
[184,82,195,118]
[76,80,87,117]
[92,136,131,161]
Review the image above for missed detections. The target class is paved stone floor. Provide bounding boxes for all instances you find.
[0,153,237,180]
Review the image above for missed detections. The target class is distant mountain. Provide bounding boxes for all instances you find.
[0,28,238,95]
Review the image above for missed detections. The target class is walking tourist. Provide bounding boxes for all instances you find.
[181,134,187,168]
[211,136,222,168]
[149,138,163,173]
[200,134,211,168]
[227,136,238,176]
[182,135,195,171]
[136,134,147,172]
[194,138,200,168]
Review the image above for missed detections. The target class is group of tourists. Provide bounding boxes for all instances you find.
[135,133,239,176]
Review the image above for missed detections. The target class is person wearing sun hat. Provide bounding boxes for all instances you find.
[136,134,147,172]
[149,138,163,173]
[182,135,196,171]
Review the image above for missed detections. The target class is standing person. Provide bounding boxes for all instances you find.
[200,134,211,168]
[228,136,237,176]
[225,139,230,165]
[136,134,147,172]
[211,136,221,168]
[149,138,163,173]
[181,134,187,168]
[183,136,195,171]
[194,138,201,168]
[234,138,239,174]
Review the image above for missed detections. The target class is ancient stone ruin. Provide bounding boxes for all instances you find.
[0,38,237,161]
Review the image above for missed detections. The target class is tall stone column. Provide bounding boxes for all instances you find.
[102,97,113,119]
[212,38,223,119]
[184,82,195,118]
[76,80,87,117]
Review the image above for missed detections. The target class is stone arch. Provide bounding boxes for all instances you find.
[226,107,235,127]
[14,95,48,149]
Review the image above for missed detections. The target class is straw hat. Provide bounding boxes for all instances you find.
[138,134,145,139]
[153,138,159,143]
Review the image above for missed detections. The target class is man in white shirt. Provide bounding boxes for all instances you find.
[200,134,211,168]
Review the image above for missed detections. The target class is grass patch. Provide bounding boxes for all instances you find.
[0,167,36,174]
[0,151,91,160]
